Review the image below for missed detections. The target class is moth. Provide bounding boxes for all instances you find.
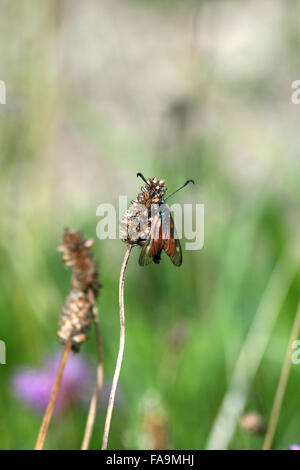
[136,173,194,267]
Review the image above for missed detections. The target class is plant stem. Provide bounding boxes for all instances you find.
[81,320,103,450]
[263,301,300,450]
[35,340,72,450]
[101,245,132,450]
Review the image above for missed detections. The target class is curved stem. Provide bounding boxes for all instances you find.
[263,301,300,450]
[81,321,103,450]
[101,245,132,450]
[35,341,72,450]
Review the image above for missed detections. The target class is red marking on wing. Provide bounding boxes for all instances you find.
[164,237,177,257]
[148,220,164,256]
[162,213,182,266]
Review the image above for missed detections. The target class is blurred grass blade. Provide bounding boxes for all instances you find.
[263,301,300,450]
[205,249,299,450]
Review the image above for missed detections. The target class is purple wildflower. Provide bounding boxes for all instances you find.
[290,445,300,450]
[12,353,91,413]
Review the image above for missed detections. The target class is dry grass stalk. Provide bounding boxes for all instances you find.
[35,340,72,450]
[81,293,103,450]
[101,244,132,450]
[101,177,166,449]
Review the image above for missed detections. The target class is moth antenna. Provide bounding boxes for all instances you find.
[136,172,148,184]
[164,179,195,201]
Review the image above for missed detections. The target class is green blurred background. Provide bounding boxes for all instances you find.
[1,0,300,450]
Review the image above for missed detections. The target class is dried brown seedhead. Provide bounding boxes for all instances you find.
[240,411,266,435]
[136,176,167,209]
[57,228,101,352]
[120,176,167,246]
[58,228,100,294]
